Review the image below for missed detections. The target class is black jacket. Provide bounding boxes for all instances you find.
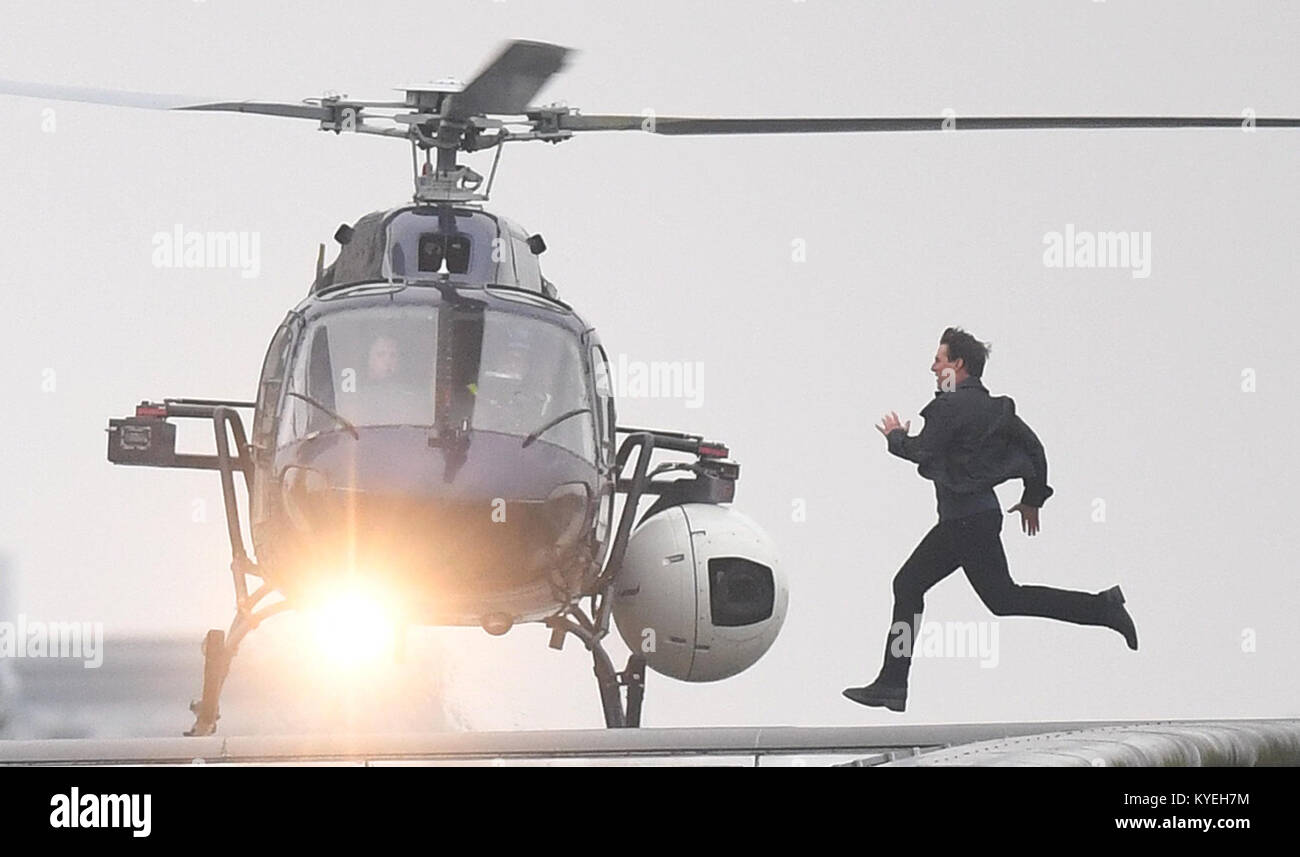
[886,375,1054,508]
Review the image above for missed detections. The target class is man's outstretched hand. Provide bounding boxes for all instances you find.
[1007,503,1041,536]
[875,411,910,443]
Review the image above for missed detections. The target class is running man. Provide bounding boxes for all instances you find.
[844,327,1137,713]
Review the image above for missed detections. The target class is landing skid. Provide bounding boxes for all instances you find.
[185,583,290,737]
[546,609,647,728]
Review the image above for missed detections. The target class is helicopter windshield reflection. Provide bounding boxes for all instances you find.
[278,305,596,461]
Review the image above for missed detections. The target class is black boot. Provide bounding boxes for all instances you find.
[843,679,908,712]
[1100,585,1138,650]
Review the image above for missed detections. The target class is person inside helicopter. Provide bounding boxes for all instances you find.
[471,329,553,435]
[339,331,434,427]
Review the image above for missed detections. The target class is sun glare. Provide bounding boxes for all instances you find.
[305,580,399,670]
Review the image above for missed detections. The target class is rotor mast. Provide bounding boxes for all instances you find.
[399,83,500,204]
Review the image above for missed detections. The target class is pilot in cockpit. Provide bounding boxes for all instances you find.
[348,333,433,426]
[473,332,553,434]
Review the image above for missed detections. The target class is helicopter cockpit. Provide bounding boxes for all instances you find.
[315,206,554,298]
[276,304,596,463]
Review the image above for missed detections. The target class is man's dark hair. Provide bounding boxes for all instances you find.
[940,326,991,377]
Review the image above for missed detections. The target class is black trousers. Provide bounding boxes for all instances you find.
[877,508,1112,686]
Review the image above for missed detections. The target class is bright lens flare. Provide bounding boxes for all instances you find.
[305,582,399,670]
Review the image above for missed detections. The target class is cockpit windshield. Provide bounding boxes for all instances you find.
[278,305,595,461]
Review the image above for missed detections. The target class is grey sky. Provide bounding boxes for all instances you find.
[0,1,1296,729]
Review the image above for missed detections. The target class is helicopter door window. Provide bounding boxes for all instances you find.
[275,325,342,443]
[253,319,297,527]
[304,326,339,435]
[591,344,615,465]
[252,321,295,451]
[278,334,311,446]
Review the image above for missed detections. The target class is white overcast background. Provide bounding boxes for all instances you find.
[0,1,1297,730]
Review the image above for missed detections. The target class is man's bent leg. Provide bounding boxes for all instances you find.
[876,521,963,687]
[958,510,1112,626]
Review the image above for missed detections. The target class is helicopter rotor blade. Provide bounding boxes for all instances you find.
[0,79,333,121]
[451,39,571,118]
[559,114,1300,134]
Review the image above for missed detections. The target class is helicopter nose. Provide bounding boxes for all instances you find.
[275,426,596,600]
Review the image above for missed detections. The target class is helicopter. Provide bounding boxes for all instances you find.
[3,40,1298,736]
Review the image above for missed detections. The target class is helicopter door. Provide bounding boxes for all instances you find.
[591,344,616,465]
[251,317,298,527]
[591,344,616,553]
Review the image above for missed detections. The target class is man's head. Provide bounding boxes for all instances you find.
[367,334,400,381]
[932,326,990,390]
